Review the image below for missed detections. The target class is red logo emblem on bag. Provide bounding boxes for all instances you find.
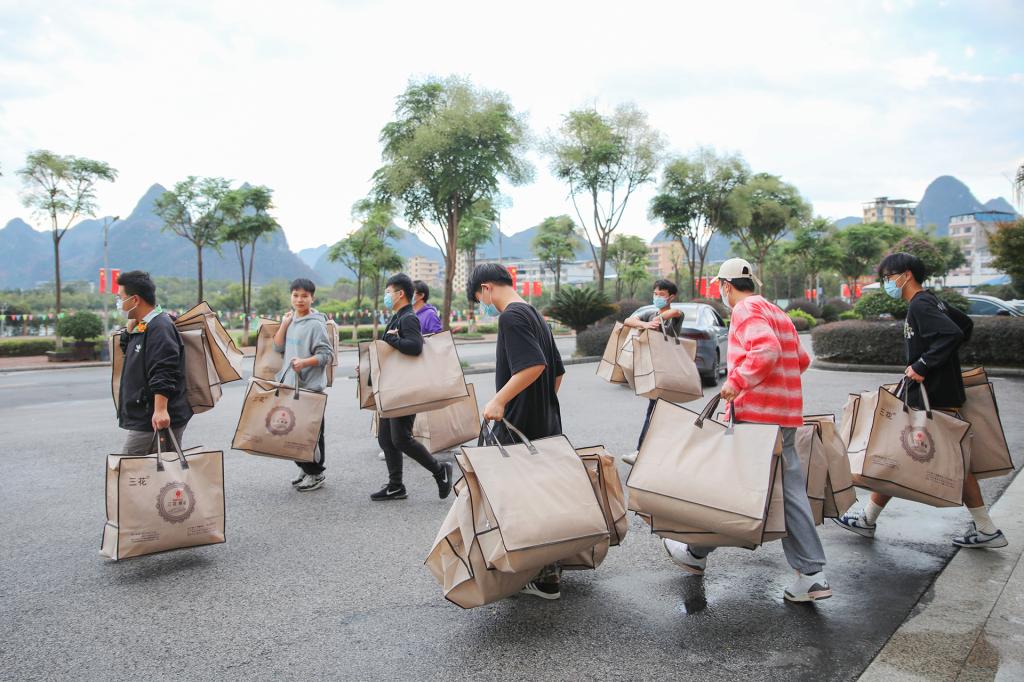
[265,406,296,436]
[156,481,196,524]
[900,426,935,463]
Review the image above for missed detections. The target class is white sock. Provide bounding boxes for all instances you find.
[968,506,998,535]
[863,500,884,525]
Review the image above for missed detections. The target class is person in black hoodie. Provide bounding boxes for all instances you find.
[370,273,454,502]
[836,253,1008,549]
[114,271,192,454]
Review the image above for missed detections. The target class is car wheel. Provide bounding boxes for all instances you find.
[702,351,720,387]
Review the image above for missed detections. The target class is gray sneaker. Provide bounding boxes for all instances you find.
[953,522,1008,549]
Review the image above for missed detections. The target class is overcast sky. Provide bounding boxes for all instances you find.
[1,0,1021,251]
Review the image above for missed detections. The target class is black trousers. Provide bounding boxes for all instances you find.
[296,421,326,476]
[378,414,441,486]
[637,399,657,450]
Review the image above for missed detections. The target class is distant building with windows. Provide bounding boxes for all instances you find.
[946,210,1015,289]
[648,238,686,278]
[406,255,441,286]
[863,197,917,228]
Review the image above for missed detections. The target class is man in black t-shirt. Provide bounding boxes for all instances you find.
[467,263,567,600]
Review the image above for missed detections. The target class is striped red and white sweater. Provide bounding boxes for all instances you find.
[723,295,810,428]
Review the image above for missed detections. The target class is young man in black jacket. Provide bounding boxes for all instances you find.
[467,263,567,600]
[836,253,1007,549]
[114,271,192,454]
[370,273,454,502]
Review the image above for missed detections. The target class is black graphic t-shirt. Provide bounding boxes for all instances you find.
[493,302,565,443]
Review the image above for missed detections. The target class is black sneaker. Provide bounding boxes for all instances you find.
[370,483,408,501]
[520,580,561,600]
[297,473,325,492]
[435,462,454,499]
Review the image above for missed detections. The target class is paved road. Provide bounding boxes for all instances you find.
[1,359,1021,681]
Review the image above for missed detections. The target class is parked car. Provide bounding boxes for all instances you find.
[629,302,729,386]
[965,294,1023,317]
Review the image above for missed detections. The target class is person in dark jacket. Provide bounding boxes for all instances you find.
[836,253,1007,549]
[114,270,192,454]
[370,273,454,502]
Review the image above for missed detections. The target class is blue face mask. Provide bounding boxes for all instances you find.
[383,292,394,309]
[653,295,668,309]
[479,287,499,317]
[883,276,903,300]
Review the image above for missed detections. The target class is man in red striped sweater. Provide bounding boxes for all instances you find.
[663,258,832,602]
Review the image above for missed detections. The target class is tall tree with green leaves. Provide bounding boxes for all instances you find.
[328,199,396,324]
[17,150,118,345]
[834,222,909,297]
[368,245,404,340]
[649,148,748,297]
[783,217,842,296]
[372,76,531,328]
[721,173,810,283]
[546,103,665,293]
[988,218,1024,292]
[607,234,649,300]
[154,176,231,304]
[219,185,278,340]
[532,215,582,296]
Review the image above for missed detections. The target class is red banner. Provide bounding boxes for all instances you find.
[111,269,120,295]
[532,281,542,297]
[99,268,107,294]
[506,265,517,291]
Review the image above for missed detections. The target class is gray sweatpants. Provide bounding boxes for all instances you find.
[121,427,186,455]
[689,426,827,575]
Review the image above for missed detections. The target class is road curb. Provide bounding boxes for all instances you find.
[812,360,1024,378]
[0,361,111,373]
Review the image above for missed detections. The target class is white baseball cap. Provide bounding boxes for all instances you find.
[710,258,763,287]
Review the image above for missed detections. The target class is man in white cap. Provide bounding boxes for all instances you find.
[662,258,832,602]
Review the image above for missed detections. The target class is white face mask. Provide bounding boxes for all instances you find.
[719,284,732,311]
[118,296,138,317]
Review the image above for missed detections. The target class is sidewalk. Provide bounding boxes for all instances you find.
[859,470,1024,681]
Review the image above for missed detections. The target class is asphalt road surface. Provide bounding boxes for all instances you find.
[1,356,1021,681]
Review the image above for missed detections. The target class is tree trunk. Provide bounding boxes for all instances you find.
[554,256,562,297]
[196,243,205,304]
[596,239,609,294]
[371,277,381,340]
[244,241,257,342]
[441,208,459,331]
[52,235,63,351]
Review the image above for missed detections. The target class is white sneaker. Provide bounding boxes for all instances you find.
[784,571,832,602]
[953,522,1008,549]
[663,539,706,575]
[290,472,306,487]
[833,511,876,538]
[297,473,325,492]
[378,451,386,460]
[621,450,639,466]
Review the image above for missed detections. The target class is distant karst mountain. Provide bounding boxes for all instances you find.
[915,175,1018,236]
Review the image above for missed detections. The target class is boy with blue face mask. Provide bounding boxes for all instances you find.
[836,252,1007,549]
[371,272,454,502]
[620,279,683,465]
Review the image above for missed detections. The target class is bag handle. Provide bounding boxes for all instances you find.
[894,376,932,418]
[657,318,681,345]
[273,367,302,400]
[694,394,737,431]
[476,419,539,458]
[150,428,189,472]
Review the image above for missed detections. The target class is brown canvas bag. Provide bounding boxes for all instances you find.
[368,331,469,417]
[795,423,829,525]
[357,341,375,410]
[615,329,641,389]
[411,384,480,453]
[231,376,327,462]
[561,446,629,570]
[596,322,631,384]
[253,318,337,387]
[846,382,971,507]
[174,302,243,384]
[100,430,225,560]
[460,422,610,574]
[803,414,857,518]
[958,368,1013,479]
[626,396,783,546]
[631,327,703,403]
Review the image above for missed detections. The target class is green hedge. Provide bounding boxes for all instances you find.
[854,289,969,320]
[788,309,816,331]
[0,339,58,357]
[812,318,1024,367]
[576,323,615,357]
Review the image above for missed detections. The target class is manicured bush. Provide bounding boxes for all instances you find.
[546,287,615,332]
[839,310,860,320]
[935,289,969,313]
[58,311,104,342]
[0,339,57,357]
[811,318,1024,367]
[787,309,816,331]
[575,322,615,357]
[607,299,645,323]
[786,300,823,318]
[854,292,905,319]
[821,298,852,322]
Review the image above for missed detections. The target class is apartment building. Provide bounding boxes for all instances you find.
[863,197,917,227]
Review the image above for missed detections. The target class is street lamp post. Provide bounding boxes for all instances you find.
[102,215,120,334]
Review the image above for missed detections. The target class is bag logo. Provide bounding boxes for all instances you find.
[900,426,935,463]
[265,406,296,436]
[156,481,195,524]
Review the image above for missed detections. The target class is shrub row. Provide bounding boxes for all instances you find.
[787,309,816,331]
[0,339,58,357]
[853,289,969,320]
[576,323,615,358]
[811,317,1024,367]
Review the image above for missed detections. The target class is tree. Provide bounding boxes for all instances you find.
[367,245,404,340]
[546,103,665,293]
[887,234,964,283]
[219,185,278,340]
[721,173,810,283]
[649,149,748,297]
[17,150,117,348]
[255,279,289,316]
[784,217,842,297]
[328,199,395,331]
[834,222,908,297]
[606,234,649,299]
[544,286,615,332]
[154,176,231,304]
[620,262,650,299]
[532,215,582,296]
[372,76,531,328]
[989,218,1024,291]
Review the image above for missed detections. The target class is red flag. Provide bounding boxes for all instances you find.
[110,269,121,295]
[506,265,518,291]
[99,268,107,294]
[532,281,542,297]
[855,284,863,297]
[842,284,851,298]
